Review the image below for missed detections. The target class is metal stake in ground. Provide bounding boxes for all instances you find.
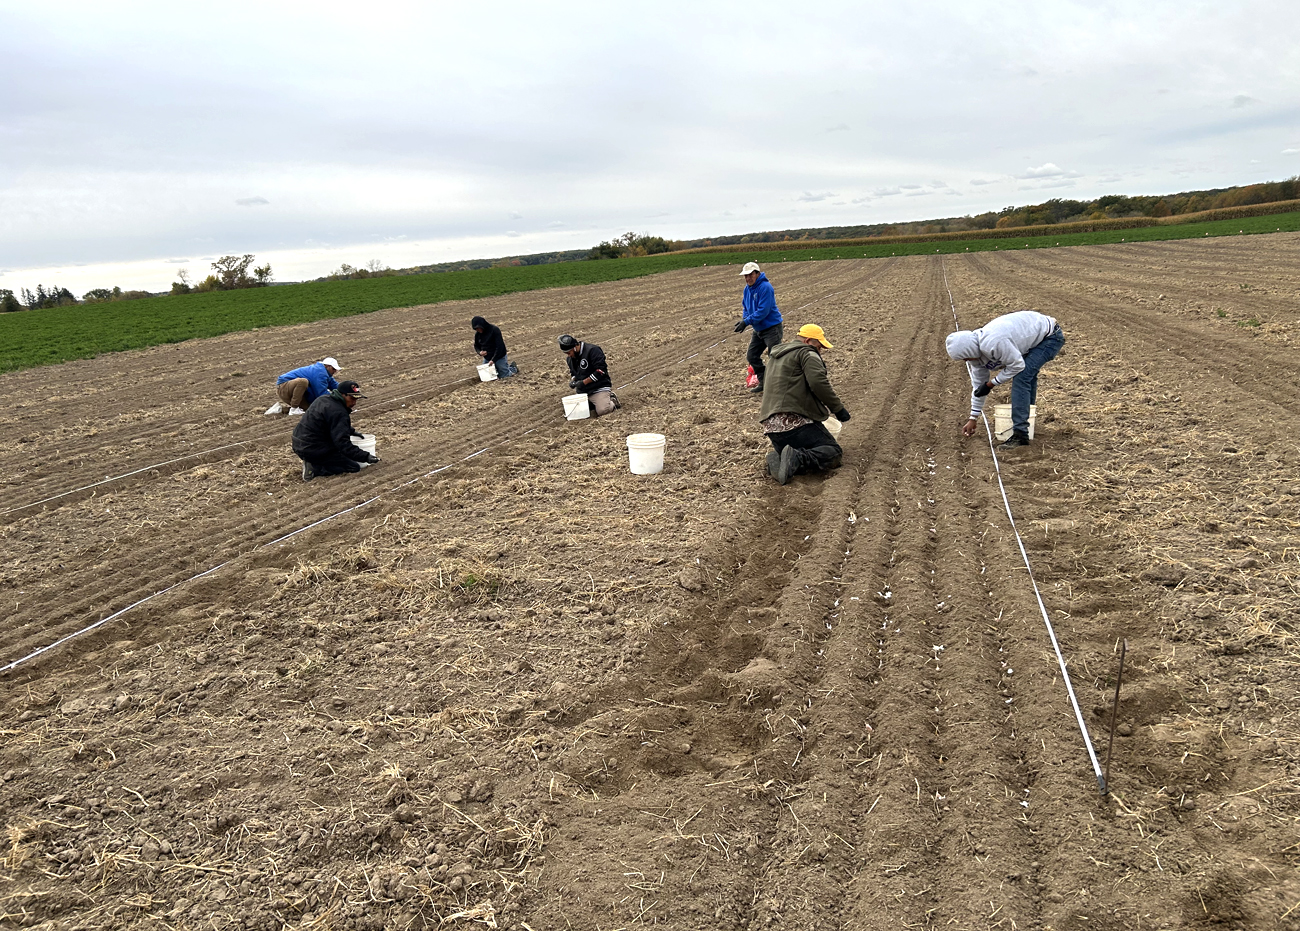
[1103,638,1129,796]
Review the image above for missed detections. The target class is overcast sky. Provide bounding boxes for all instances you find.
[2,0,1298,294]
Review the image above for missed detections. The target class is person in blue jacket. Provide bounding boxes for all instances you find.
[734,262,784,394]
[270,357,341,415]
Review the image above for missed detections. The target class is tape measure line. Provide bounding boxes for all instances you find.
[940,259,1106,794]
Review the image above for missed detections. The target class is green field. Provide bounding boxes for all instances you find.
[4,210,1298,373]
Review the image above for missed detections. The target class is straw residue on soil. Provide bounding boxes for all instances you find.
[3,238,1300,929]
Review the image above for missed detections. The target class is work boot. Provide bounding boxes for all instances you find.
[999,431,1031,450]
[765,451,780,478]
[288,407,306,416]
[774,446,800,485]
[301,461,315,482]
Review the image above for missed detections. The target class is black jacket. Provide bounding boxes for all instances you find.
[566,342,612,392]
[292,393,367,463]
[472,317,507,363]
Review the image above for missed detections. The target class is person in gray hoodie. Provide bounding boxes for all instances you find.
[945,310,1065,448]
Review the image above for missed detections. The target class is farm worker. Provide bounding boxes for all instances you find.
[559,334,620,416]
[734,261,784,394]
[945,310,1065,449]
[291,380,380,482]
[271,357,341,415]
[471,316,519,378]
[758,324,850,485]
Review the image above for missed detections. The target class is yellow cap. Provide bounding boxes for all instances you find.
[798,324,833,349]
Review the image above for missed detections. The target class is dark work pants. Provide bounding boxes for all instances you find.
[747,322,784,380]
[767,421,843,475]
[297,450,363,476]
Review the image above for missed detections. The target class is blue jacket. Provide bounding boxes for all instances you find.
[277,362,338,405]
[742,273,783,332]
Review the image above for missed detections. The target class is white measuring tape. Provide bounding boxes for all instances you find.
[939,259,1106,794]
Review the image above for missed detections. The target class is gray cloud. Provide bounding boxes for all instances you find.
[2,1,1298,289]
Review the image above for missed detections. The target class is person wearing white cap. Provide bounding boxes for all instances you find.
[268,356,342,415]
[734,261,784,394]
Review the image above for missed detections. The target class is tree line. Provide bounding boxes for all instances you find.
[0,255,273,313]
[677,176,1300,246]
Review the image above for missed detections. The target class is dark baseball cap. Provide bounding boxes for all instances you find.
[336,380,367,397]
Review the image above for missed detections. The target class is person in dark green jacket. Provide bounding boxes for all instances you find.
[757,324,851,485]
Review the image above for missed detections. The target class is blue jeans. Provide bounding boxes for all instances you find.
[1010,325,1065,434]
[493,356,518,378]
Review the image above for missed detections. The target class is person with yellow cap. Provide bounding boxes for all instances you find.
[757,324,850,484]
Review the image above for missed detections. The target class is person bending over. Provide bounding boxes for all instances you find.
[271,356,341,415]
[734,261,784,394]
[945,310,1065,449]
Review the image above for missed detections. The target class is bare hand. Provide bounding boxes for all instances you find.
[961,418,978,438]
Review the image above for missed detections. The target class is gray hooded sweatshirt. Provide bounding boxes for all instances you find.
[945,310,1058,419]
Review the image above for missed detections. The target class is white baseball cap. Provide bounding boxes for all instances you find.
[740,262,761,276]
[322,357,341,371]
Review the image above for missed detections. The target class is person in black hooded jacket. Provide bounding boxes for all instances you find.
[472,316,519,378]
[291,381,380,482]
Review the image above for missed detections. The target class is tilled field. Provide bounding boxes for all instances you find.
[2,238,1299,930]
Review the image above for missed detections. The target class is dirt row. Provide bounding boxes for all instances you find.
[2,238,1299,930]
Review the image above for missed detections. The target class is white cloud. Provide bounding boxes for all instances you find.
[824,123,850,133]
[969,178,1000,186]
[1284,148,1300,155]
[235,196,270,206]
[1230,94,1258,108]
[797,191,835,202]
[1014,163,1082,180]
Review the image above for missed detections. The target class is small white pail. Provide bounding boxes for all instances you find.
[992,404,1036,441]
[627,433,666,475]
[562,394,590,421]
[350,434,378,456]
[822,415,842,438]
[476,363,498,382]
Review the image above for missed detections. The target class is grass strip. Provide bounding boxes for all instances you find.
[4,211,1299,374]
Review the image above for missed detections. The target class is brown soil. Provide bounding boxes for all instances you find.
[2,239,1299,930]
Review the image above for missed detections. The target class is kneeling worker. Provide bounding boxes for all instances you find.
[271,356,341,415]
[945,309,1065,449]
[759,324,850,485]
[292,380,380,482]
[559,334,619,416]
[472,316,519,378]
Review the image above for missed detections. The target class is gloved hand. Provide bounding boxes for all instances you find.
[734,320,748,333]
[365,453,380,464]
[835,408,851,422]
[569,376,583,389]
[974,382,993,398]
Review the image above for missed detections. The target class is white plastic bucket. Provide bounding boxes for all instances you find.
[562,393,590,421]
[476,363,498,382]
[350,434,377,456]
[992,404,1036,441]
[627,433,666,475]
[822,415,842,438]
